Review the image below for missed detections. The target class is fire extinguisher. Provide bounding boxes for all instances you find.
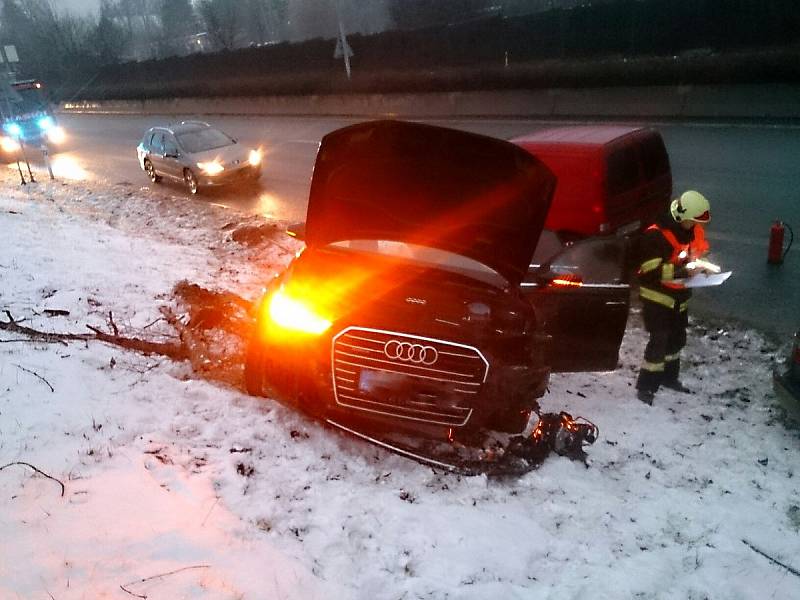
[768,220,794,265]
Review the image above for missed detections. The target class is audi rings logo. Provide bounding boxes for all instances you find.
[384,340,439,365]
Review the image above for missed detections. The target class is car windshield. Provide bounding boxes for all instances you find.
[175,127,233,153]
[8,86,48,115]
[329,239,507,288]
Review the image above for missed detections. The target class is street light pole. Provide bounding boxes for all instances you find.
[333,1,353,80]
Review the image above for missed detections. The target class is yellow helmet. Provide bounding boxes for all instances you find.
[671,190,710,224]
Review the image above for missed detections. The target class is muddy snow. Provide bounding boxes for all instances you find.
[1,172,798,600]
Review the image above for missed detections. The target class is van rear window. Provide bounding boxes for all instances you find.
[607,146,640,195]
[639,135,670,179]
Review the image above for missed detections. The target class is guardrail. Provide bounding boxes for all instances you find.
[60,83,800,121]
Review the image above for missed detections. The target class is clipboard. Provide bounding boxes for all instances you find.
[673,271,732,288]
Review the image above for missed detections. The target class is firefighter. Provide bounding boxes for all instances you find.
[636,190,711,405]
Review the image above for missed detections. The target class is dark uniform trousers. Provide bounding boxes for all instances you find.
[636,299,688,393]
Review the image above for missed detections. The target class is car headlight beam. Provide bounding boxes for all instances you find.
[1,136,20,153]
[266,288,331,335]
[38,116,55,131]
[197,160,224,175]
[248,149,262,166]
[46,126,66,145]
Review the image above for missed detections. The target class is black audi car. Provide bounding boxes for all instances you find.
[245,121,631,442]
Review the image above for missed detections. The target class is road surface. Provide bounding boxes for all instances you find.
[35,114,800,338]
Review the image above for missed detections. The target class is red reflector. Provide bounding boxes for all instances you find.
[550,274,583,288]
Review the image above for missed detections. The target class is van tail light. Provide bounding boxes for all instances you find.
[549,273,583,288]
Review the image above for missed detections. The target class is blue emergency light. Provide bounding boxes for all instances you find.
[4,122,22,137]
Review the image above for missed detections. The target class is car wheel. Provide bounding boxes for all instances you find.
[184,168,199,195]
[144,159,161,183]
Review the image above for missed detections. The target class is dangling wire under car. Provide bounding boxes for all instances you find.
[326,410,599,477]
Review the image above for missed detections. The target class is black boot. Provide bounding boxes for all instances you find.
[637,388,655,405]
[663,360,691,393]
[636,369,661,406]
[662,380,691,393]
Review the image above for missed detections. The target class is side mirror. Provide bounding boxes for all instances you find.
[286,222,306,241]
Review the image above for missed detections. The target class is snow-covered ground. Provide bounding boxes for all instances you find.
[1,170,799,600]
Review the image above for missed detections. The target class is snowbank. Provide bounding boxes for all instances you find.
[1,170,798,599]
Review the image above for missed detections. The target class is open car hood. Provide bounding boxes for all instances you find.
[305,120,555,287]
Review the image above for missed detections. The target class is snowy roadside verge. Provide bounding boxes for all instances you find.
[1,173,799,599]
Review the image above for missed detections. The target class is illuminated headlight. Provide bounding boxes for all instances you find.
[248,149,262,166]
[1,136,20,153]
[38,116,55,130]
[46,126,66,144]
[197,160,224,176]
[265,287,331,335]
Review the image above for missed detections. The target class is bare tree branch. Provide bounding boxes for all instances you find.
[14,364,55,392]
[0,311,86,344]
[120,565,211,598]
[86,326,187,360]
[1,309,187,359]
[0,461,65,497]
[142,317,165,330]
[742,539,800,578]
[108,311,119,336]
[0,339,61,344]
[119,584,146,599]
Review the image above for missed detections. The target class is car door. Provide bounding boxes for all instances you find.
[149,131,169,175]
[161,133,183,180]
[521,231,631,372]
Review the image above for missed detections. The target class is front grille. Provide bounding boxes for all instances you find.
[217,164,255,183]
[331,327,489,427]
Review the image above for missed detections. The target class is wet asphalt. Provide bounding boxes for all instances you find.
[49,113,800,339]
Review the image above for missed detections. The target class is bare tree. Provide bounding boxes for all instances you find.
[198,0,241,50]
[91,0,126,65]
[263,0,289,41]
[106,0,160,60]
[159,0,197,56]
[287,0,391,41]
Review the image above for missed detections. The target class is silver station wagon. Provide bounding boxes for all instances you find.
[136,120,262,194]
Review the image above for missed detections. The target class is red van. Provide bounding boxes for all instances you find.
[511,126,672,239]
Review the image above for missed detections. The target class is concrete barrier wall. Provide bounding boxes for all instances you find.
[60,83,800,120]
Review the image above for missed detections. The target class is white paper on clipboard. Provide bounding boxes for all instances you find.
[673,271,732,288]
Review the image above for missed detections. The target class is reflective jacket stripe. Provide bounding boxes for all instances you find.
[693,226,709,256]
[646,223,708,262]
[640,258,662,274]
[661,263,675,281]
[640,287,690,311]
[665,352,681,362]
[639,286,677,309]
[642,360,665,372]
